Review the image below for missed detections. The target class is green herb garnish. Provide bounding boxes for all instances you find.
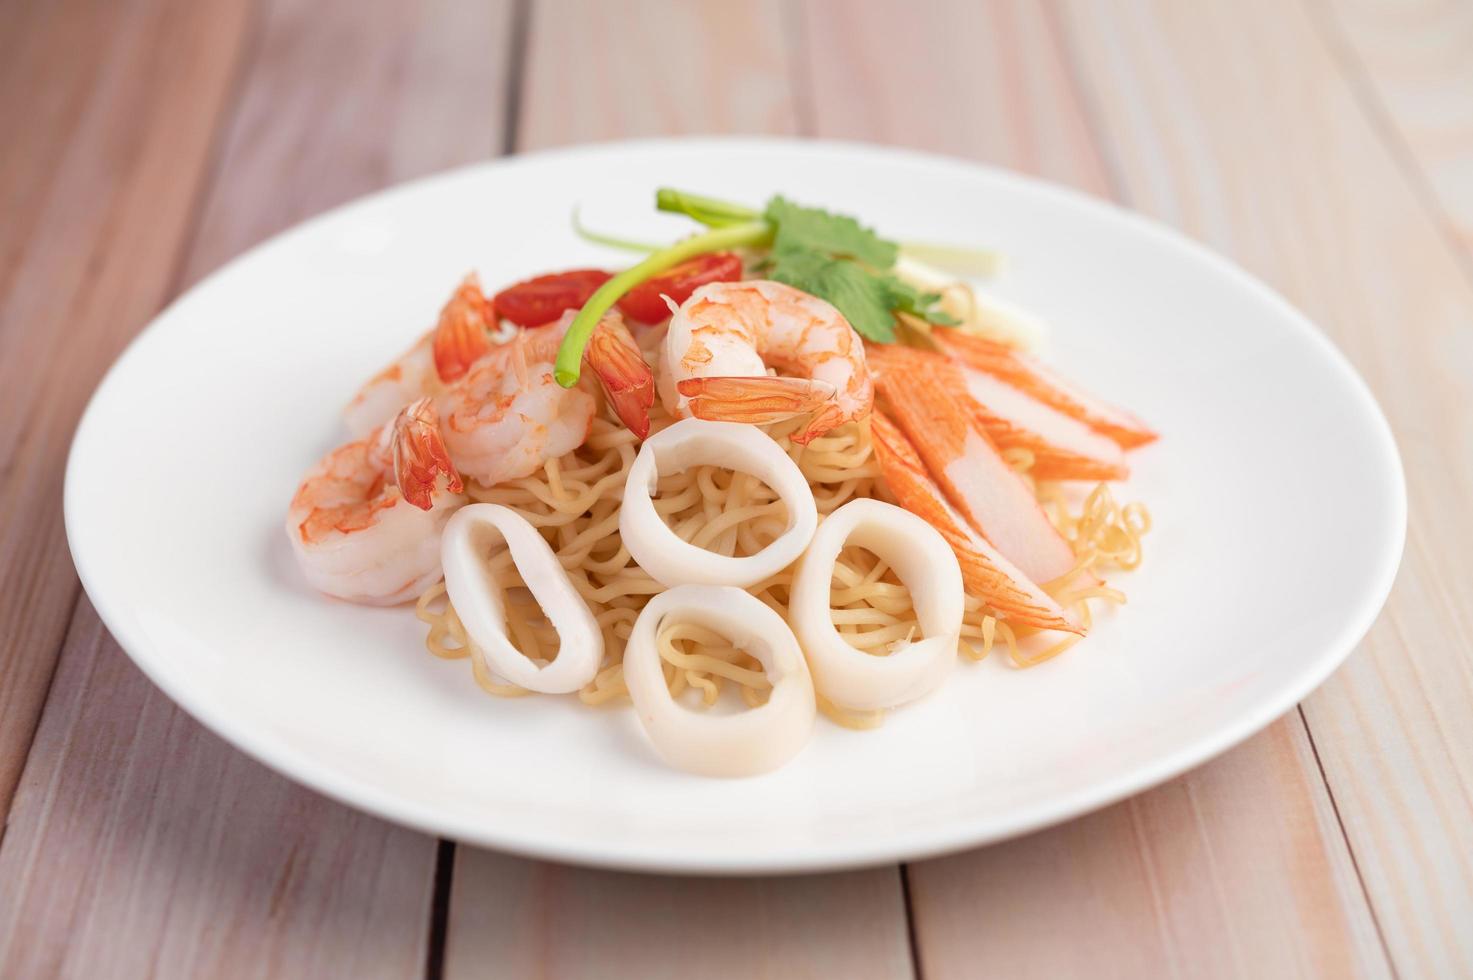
[555,189,956,386]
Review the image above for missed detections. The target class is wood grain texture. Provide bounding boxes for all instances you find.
[0,0,253,825]
[443,5,912,977]
[0,0,513,975]
[180,0,508,283]
[1058,0,1473,974]
[516,0,799,149]
[2,0,1467,976]
[1318,0,1473,252]
[798,1,1393,976]
[446,850,914,980]
[0,599,436,979]
[908,724,1387,979]
[798,0,1113,192]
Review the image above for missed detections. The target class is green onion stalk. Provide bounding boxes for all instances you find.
[554,187,1000,386]
[553,215,771,387]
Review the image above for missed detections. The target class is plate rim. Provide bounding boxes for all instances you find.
[64,136,1408,875]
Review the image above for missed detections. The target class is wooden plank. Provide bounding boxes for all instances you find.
[178,0,505,283]
[443,4,914,978]
[516,0,799,148]
[798,0,1394,975]
[0,599,436,979]
[799,0,1113,192]
[0,0,253,824]
[1055,0,1473,975]
[1317,0,1473,251]
[0,0,514,975]
[908,724,1385,979]
[445,850,913,980]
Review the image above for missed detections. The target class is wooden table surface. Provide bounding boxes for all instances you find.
[2,0,1471,976]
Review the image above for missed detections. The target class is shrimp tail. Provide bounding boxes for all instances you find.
[392,397,463,509]
[432,274,496,383]
[585,315,655,439]
[676,376,838,434]
[792,401,852,446]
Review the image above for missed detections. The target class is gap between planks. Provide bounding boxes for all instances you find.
[0,1,516,976]
[1050,0,1396,968]
[0,0,1449,972]
[1056,0,1473,973]
[426,1,533,968]
[436,4,916,976]
[1296,704,1399,974]
[795,0,1394,975]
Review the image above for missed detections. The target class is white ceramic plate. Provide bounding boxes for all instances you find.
[65,139,1405,874]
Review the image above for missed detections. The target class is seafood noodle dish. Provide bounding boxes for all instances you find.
[285,189,1156,777]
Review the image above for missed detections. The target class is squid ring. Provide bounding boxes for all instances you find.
[623,585,816,777]
[441,503,602,694]
[620,418,818,588]
[790,499,964,711]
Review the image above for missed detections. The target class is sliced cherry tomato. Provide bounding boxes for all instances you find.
[493,268,612,327]
[617,252,743,324]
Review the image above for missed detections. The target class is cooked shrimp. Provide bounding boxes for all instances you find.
[575,309,656,440]
[343,329,437,439]
[350,271,652,454]
[287,397,465,605]
[436,309,654,487]
[437,334,595,489]
[430,277,656,437]
[662,279,873,445]
[343,274,500,438]
[431,273,498,383]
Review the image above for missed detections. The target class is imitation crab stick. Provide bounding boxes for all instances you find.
[870,344,1128,482]
[871,356,1080,587]
[870,412,1083,634]
[935,331,1157,449]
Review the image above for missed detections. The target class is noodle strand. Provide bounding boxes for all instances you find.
[419,395,1151,721]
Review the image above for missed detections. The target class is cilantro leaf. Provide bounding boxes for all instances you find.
[880,276,960,326]
[767,246,898,342]
[561,188,976,385]
[764,196,899,269]
[761,197,957,334]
